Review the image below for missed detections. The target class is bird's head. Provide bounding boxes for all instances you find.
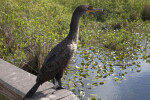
[74,5,103,16]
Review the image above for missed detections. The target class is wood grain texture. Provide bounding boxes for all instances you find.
[0,59,79,100]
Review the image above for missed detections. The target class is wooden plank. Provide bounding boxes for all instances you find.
[0,59,79,100]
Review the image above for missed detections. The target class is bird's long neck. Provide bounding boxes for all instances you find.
[67,12,81,43]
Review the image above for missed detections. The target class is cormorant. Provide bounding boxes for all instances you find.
[23,5,103,99]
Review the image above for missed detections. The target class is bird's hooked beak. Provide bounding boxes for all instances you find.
[87,8,103,13]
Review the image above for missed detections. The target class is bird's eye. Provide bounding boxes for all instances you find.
[88,6,93,10]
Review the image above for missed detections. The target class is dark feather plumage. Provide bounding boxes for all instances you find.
[23,5,102,99]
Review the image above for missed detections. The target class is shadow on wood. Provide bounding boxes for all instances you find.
[0,59,78,100]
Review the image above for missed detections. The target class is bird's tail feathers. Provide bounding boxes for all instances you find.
[23,83,40,100]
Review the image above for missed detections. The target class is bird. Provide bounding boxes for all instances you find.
[23,5,103,99]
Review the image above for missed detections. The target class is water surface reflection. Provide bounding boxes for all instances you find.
[83,61,150,100]
[65,48,150,100]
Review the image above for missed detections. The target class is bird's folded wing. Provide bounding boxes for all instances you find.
[40,54,59,73]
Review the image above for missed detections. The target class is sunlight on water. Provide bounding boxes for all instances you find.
[64,47,150,100]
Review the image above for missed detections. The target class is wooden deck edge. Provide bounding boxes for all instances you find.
[0,59,79,100]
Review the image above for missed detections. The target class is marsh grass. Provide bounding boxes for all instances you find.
[142,4,150,21]
[0,0,150,99]
[0,0,150,83]
[0,94,9,100]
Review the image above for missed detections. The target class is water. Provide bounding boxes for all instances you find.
[83,60,150,100]
[65,47,150,100]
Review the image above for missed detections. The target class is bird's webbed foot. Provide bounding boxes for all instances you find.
[56,86,66,90]
[52,79,65,90]
[52,85,65,90]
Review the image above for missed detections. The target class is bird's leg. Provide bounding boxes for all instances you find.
[52,78,56,85]
[52,78,58,89]
[56,79,65,90]
[54,70,65,89]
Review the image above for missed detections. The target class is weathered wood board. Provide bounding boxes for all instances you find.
[0,59,78,100]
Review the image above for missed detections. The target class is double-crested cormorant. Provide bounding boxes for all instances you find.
[23,5,103,99]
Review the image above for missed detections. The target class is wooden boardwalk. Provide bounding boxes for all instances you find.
[0,59,79,100]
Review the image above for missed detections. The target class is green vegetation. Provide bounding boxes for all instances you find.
[0,0,150,99]
[0,94,10,100]
[0,0,150,71]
